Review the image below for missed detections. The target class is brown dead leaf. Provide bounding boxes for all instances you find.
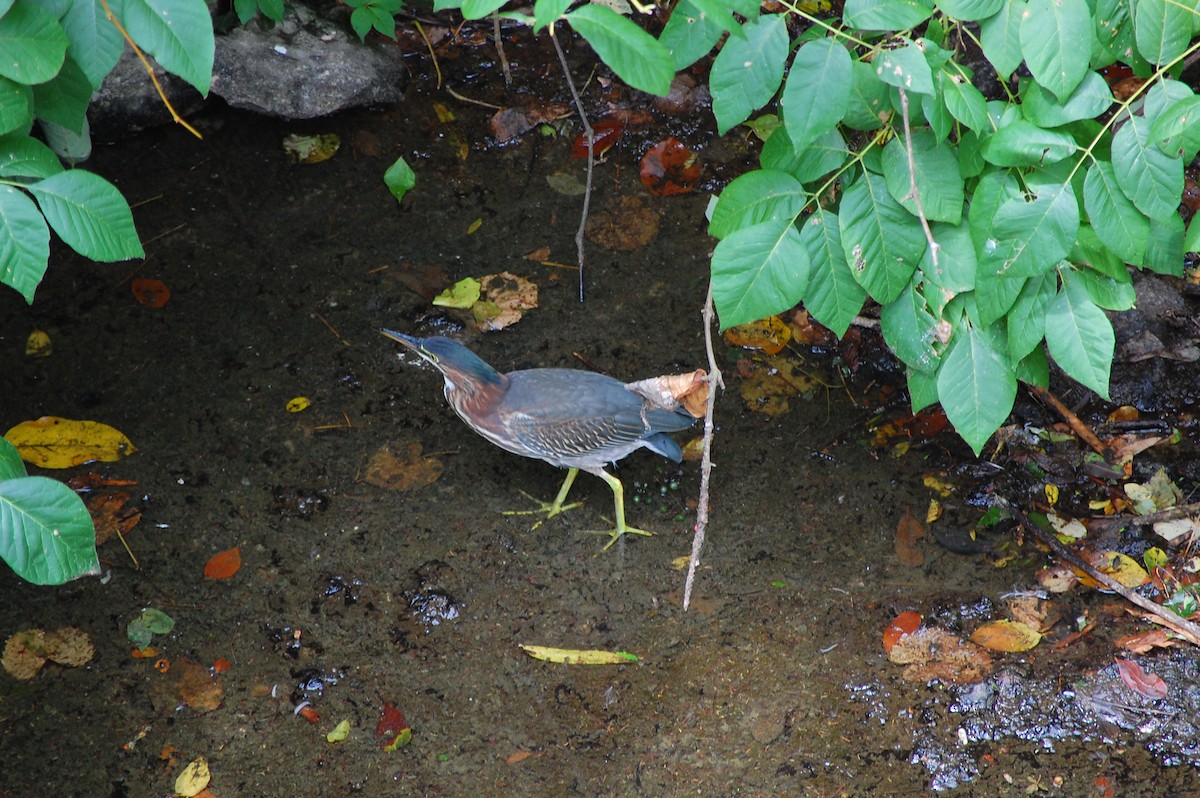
[1115,657,1168,699]
[1007,595,1054,631]
[738,354,820,416]
[524,246,551,262]
[585,195,661,251]
[489,101,569,143]
[474,272,538,332]
[970,619,1042,652]
[506,750,534,765]
[348,129,381,157]
[894,509,925,567]
[88,492,142,546]
[889,626,993,685]
[2,629,47,680]
[173,658,224,713]
[366,443,444,491]
[1116,628,1175,654]
[789,309,838,347]
[624,370,709,419]
[43,627,94,667]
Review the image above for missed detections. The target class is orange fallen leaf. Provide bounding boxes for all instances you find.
[88,492,142,546]
[1115,657,1167,699]
[506,750,533,764]
[970,619,1042,652]
[640,136,700,197]
[723,317,791,355]
[212,657,233,673]
[882,610,922,654]
[173,657,224,712]
[894,509,925,567]
[365,442,443,491]
[131,278,170,308]
[570,118,623,159]
[204,546,241,580]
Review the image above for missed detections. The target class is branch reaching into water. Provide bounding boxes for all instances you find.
[549,27,593,302]
[684,283,725,611]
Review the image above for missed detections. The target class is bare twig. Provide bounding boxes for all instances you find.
[1027,383,1109,457]
[1002,499,1200,646]
[895,87,938,269]
[684,282,725,610]
[412,20,443,89]
[492,15,511,86]
[549,27,593,302]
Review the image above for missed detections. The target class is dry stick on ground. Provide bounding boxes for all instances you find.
[492,15,512,86]
[684,283,725,610]
[549,28,594,302]
[1001,498,1200,646]
[1027,384,1110,457]
[896,87,939,269]
[1126,502,1200,527]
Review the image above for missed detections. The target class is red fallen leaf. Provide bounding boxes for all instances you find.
[640,137,700,197]
[211,657,233,673]
[882,610,922,654]
[131,278,170,308]
[67,472,139,491]
[203,546,241,580]
[570,119,624,159]
[1115,657,1167,699]
[376,701,411,750]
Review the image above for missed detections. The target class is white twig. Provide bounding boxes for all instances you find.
[549,27,593,302]
[684,282,724,611]
[896,87,939,270]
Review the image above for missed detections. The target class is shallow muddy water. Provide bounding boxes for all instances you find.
[1,28,1198,798]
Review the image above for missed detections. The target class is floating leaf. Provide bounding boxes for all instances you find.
[723,317,792,355]
[384,156,416,203]
[203,546,241,580]
[640,137,700,197]
[970,619,1042,652]
[5,416,136,469]
[171,657,224,713]
[174,757,210,798]
[327,719,351,743]
[131,277,170,308]
[519,645,638,664]
[570,119,624,159]
[25,329,51,357]
[432,277,482,309]
[285,396,311,413]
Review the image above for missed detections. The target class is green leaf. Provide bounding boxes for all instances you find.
[31,55,91,133]
[760,125,847,183]
[708,13,788,132]
[0,74,32,135]
[844,0,934,31]
[61,0,124,89]
[986,170,1079,279]
[922,220,976,296]
[1094,0,1134,64]
[1184,214,1199,256]
[0,473,98,585]
[119,0,215,95]
[935,0,1003,21]
[839,171,925,304]
[708,169,806,240]
[461,0,509,19]
[881,279,940,373]
[687,0,751,37]
[921,88,953,142]
[843,61,891,130]
[907,366,939,413]
[979,1,1023,78]
[799,210,865,336]
[1133,0,1190,65]
[1073,262,1134,311]
[712,218,810,329]
[0,1,68,84]
[0,183,50,302]
[1111,113,1184,219]
[980,120,1077,167]
[938,70,989,131]
[657,0,725,70]
[881,129,964,223]
[973,265,1024,326]
[0,437,24,481]
[1019,0,1090,101]
[567,5,674,96]
[874,40,933,95]
[139,607,175,634]
[1148,95,1200,161]
[1007,271,1056,360]
[1019,72,1114,127]
[781,38,852,152]
[937,322,1016,455]
[1082,160,1149,265]
[1045,272,1113,397]
[1016,344,1049,387]
[1143,213,1183,276]
[384,156,416,202]
[27,170,144,262]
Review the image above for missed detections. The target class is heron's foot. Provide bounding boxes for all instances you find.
[589,518,654,550]
[502,491,584,531]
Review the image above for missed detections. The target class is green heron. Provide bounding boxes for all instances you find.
[382,330,695,548]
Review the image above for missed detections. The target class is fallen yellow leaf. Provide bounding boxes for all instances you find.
[519,645,638,665]
[970,619,1042,653]
[174,756,210,797]
[25,329,51,357]
[5,417,136,469]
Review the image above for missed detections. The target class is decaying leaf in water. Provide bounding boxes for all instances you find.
[889,626,993,684]
[881,610,922,654]
[894,509,925,567]
[171,658,225,713]
[723,317,791,355]
[376,701,411,751]
[970,619,1042,652]
[570,118,624,159]
[131,277,170,308]
[585,195,661,251]
[204,546,242,580]
[1116,628,1175,654]
[25,329,51,357]
[2,627,94,680]
[625,370,709,419]
[546,172,586,196]
[1076,550,1149,589]
[283,133,340,164]
[738,355,820,416]
[88,492,141,546]
[1125,468,1183,515]
[473,272,538,332]
[490,101,569,143]
[173,756,211,797]
[366,443,443,491]
[1036,564,1078,593]
[1115,657,1168,699]
[1153,517,1200,543]
[640,136,700,197]
[5,416,136,468]
[1007,595,1053,631]
[519,644,638,664]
